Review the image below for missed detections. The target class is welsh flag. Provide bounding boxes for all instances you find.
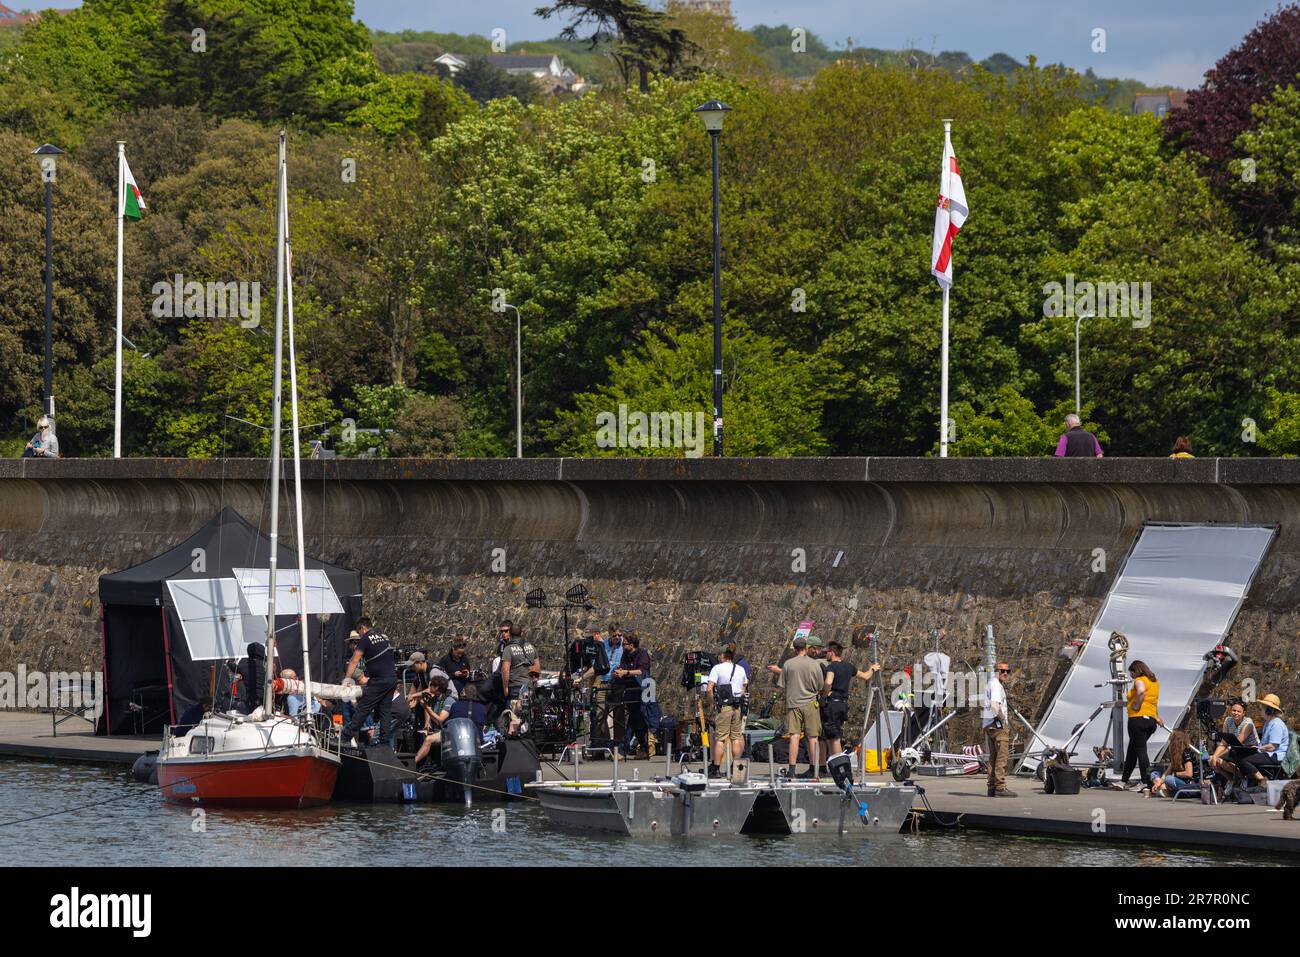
[930,129,967,287]
[121,157,146,220]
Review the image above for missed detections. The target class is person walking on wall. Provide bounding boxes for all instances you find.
[1053,413,1103,458]
[22,417,58,458]
[1169,436,1194,458]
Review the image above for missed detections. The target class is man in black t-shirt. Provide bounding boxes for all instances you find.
[820,641,882,767]
[342,617,397,747]
[437,638,473,694]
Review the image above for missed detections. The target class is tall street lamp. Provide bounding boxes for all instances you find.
[501,301,523,458]
[1074,309,1095,415]
[694,100,731,457]
[32,144,64,425]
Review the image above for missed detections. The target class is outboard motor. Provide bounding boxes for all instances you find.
[440,717,482,808]
[827,751,866,835]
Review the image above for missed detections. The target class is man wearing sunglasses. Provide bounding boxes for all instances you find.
[23,417,59,458]
[983,662,1016,797]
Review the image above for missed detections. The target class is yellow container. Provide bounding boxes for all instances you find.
[862,748,893,773]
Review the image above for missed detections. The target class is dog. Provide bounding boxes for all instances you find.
[1278,767,1300,821]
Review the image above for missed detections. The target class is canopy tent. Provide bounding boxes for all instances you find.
[98,507,363,735]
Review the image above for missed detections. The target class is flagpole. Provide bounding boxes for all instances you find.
[114,141,125,459]
[939,119,952,458]
[940,282,950,458]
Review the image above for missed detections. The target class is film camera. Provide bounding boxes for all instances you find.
[681,650,717,689]
[566,636,610,677]
[1195,698,1228,731]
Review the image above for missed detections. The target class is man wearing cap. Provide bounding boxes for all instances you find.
[402,651,431,692]
[766,636,824,779]
[1241,693,1290,786]
[342,617,397,747]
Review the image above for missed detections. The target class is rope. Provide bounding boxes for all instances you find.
[912,785,964,829]
[338,747,540,802]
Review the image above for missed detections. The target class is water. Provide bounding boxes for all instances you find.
[0,759,1287,867]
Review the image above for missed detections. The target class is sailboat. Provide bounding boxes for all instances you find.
[156,132,352,809]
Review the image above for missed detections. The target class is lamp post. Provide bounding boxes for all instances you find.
[1074,310,1095,415]
[32,144,64,425]
[501,302,523,458]
[694,100,731,457]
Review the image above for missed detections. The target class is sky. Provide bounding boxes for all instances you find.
[352,0,1286,88]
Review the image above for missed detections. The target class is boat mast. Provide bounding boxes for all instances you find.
[263,130,287,716]
[283,144,315,719]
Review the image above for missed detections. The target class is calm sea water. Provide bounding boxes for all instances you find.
[0,759,1286,867]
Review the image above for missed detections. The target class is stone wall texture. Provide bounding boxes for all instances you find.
[2,457,1297,748]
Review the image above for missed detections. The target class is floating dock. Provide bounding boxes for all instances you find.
[3,714,1296,855]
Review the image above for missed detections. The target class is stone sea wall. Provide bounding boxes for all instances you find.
[1,457,1297,746]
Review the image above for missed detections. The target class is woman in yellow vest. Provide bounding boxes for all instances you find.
[1121,660,1165,790]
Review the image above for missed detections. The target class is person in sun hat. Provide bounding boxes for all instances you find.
[1240,693,1289,786]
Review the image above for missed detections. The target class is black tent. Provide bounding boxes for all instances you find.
[98,507,363,735]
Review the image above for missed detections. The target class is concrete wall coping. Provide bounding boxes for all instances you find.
[0,456,1295,484]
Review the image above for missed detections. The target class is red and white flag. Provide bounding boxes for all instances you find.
[930,129,968,287]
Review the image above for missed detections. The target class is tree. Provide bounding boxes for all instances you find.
[950,388,1106,457]
[1163,3,1300,221]
[0,132,116,432]
[451,57,539,105]
[386,392,467,457]
[536,0,694,92]
[547,320,839,457]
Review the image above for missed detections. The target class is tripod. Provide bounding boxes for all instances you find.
[858,631,895,785]
[1049,676,1130,779]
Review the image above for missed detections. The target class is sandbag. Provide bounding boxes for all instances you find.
[1045,765,1081,795]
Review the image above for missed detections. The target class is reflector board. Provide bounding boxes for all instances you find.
[165,578,268,661]
[232,568,344,617]
[1027,523,1275,771]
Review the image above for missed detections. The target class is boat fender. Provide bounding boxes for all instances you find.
[131,751,159,785]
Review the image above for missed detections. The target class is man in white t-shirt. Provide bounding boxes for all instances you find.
[706,648,748,781]
[983,662,1016,797]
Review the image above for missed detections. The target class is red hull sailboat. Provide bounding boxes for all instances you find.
[158,714,340,809]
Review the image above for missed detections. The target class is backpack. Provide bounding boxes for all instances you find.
[1283,730,1300,777]
[714,663,741,707]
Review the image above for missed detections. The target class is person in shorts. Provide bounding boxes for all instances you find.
[767,636,825,779]
[706,646,748,780]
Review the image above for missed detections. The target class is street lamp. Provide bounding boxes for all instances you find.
[1074,309,1095,416]
[501,301,523,458]
[694,99,731,457]
[32,144,64,425]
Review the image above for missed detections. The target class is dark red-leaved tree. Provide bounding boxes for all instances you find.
[1164,2,1300,192]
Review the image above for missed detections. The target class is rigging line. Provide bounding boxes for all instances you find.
[337,748,540,802]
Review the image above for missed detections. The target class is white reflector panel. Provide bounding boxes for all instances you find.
[232,568,344,617]
[1027,523,1274,771]
[165,578,268,661]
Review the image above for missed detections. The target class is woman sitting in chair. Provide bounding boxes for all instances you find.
[1148,729,1201,798]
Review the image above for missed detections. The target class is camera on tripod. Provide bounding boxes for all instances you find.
[681,650,717,689]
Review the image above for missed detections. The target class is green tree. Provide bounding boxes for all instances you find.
[548,320,838,456]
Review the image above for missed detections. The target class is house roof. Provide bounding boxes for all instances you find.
[0,3,72,26]
[487,54,558,70]
[0,3,31,24]
[445,53,560,71]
